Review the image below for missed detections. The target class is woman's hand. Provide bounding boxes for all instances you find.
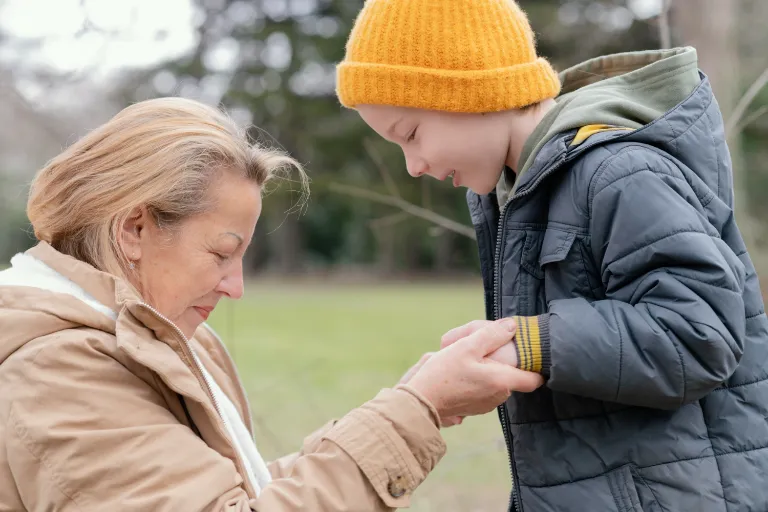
[441,320,518,367]
[399,353,464,427]
[406,318,544,421]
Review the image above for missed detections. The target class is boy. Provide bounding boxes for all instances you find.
[335,0,768,510]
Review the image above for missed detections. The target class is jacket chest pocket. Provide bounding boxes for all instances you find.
[520,228,602,310]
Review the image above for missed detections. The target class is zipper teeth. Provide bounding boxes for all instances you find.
[139,303,227,427]
[204,323,253,431]
[494,133,628,511]
[493,161,567,512]
[137,303,261,497]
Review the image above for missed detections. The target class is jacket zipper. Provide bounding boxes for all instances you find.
[137,303,258,498]
[492,131,634,511]
[493,157,569,512]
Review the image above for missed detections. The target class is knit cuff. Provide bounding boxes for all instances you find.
[513,315,551,377]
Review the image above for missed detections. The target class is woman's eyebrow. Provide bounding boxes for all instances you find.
[222,232,244,247]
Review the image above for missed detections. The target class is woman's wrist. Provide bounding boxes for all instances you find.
[395,383,442,429]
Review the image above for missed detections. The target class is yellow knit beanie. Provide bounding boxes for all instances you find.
[336,0,561,113]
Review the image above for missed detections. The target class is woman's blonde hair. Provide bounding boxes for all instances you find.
[27,97,307,277]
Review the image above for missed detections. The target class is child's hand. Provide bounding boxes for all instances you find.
[442,320,518,367]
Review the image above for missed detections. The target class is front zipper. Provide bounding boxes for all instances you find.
[492,156,571,512]
[492,131,635,512]
[136,302,258,498]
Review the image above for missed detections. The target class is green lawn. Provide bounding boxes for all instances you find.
[208,279,511,511]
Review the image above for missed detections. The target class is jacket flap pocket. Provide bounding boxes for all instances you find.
[518,465,643,512]
[539,229,577,267]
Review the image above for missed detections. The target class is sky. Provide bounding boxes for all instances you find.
[0,0,198,77]
[0,0,663,79]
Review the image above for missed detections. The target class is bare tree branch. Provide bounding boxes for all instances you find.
[726,66,768,137]
[369,212,409,229]
[329,182,476,240]
[733,105,768,135]
[363,138,401,198]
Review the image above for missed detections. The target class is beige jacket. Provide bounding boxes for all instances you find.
[0,243,446,511]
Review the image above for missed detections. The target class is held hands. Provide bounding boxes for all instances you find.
[400,318,544,427]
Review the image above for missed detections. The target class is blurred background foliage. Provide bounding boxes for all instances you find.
[2,0,767,278]
[2,1,767,509]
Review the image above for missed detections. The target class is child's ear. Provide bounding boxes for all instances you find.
[119,206,148,263]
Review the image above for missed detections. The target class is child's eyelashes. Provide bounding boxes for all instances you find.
[407,126,418,142]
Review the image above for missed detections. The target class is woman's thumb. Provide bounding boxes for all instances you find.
[464,318,517,356]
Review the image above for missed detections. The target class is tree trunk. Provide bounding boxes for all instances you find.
[673,0,756,251]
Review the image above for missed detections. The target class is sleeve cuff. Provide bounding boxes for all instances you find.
[513,314,552,377]
[322,388,446,507]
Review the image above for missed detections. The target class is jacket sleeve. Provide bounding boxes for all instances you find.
[6,335,445,511]
[514,152,747,409]
[255,384,446,511]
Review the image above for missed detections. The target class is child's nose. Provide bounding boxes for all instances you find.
[405,156,428,178]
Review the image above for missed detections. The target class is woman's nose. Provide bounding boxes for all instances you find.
[217,262,245,299]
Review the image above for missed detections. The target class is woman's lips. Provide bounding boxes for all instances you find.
[193,306,213,320]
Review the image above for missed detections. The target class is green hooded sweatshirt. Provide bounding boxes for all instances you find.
[496,47,703,206]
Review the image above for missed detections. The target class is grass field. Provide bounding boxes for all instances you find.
[207,279,512,511]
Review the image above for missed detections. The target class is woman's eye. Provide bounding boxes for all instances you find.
[214,252,231,262]
[407,127,418,142]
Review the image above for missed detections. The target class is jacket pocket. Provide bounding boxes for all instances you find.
[518,465,645,512]
[606,465,645,512]
[530,227,602,302]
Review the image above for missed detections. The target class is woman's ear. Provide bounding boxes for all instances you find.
[119,206,147,264]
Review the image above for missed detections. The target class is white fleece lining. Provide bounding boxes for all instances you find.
[0,252,270,496]
[0,253,117,320]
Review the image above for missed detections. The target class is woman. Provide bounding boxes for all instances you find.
[0,97,541,511]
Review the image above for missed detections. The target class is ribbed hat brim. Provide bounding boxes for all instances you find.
[336,58,561,113]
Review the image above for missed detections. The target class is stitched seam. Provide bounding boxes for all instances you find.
[669,321,688,405]
[712,375,768,391]
[509,407,633,426]
[746,311,765,320]
[587,147,712,216]
[612,301,624,402]
[8,404,84,510]
[706,108,722,198]
[588,147,685,208]
[577,241,600,300]
[702,406,729,512]
[520,444,768,489]
[653,268,741,293]
[600,161,692,192]
[642,301,736,374]
[643,300,730,344]
[632,471,667,512]
[360,409,419,490]
[607,228,711,267]
[609,471,623,512]
[665,87,715,143]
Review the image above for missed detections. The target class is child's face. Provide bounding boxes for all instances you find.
[357,104,509,195]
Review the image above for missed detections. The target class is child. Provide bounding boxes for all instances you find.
[335,0,768,510]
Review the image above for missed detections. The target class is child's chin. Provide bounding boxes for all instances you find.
[470,181,497,196]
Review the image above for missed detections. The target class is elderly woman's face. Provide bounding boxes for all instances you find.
[120,172,262,339]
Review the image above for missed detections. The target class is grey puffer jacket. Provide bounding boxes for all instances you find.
[467,50,768,512]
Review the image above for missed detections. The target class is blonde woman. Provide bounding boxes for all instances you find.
[0,98,542,511]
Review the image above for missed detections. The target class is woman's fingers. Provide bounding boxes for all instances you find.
[440,320,491,349]
[459,318,517,358]
[398,352,434,385]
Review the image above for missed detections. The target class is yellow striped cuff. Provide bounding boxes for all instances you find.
[513,315,550,374]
